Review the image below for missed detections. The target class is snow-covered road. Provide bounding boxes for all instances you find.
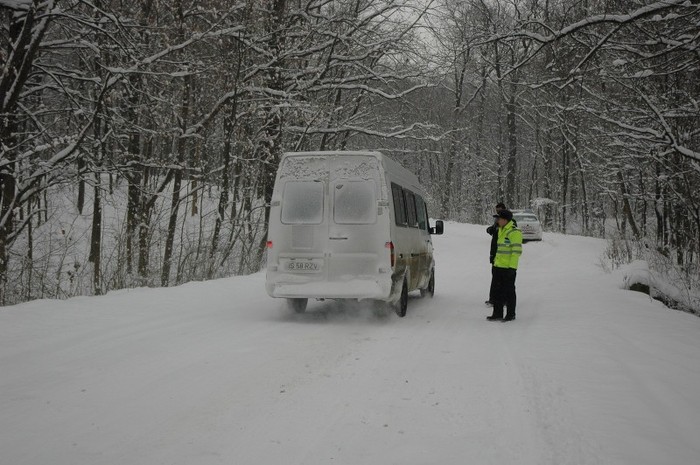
[2,223,700,465]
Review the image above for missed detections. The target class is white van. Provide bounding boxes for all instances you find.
[265,151,444,317]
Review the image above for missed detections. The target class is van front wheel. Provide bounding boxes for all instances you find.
[287,298,308,313]
[394,280,408,317]
[420,269,435,298]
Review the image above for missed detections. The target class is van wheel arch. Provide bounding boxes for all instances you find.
[420,268,435,298]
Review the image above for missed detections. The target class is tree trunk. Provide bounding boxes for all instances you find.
[0,2,44,304]
[126,173,140,275]
[161,69,191,286]
[258,0,288,266]
[89,171,102,295]
[137,160,152,282]
[125,74,143,276]
[77,157,86,214]
[561,132,570,233]
[617,170,640,238]
[209,105,235,278]
[654,160,665,246]
[505,77,518,207]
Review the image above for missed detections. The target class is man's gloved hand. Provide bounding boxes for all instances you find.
[486,225,494,235]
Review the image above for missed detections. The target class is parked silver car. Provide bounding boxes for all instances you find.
[512,210,543,241]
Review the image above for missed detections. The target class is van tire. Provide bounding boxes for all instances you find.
[395,280,408,317]
[420,269,435,298]
[287,298,308,313]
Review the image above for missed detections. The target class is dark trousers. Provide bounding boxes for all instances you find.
[490,267,517,319]
[488,266,497,303]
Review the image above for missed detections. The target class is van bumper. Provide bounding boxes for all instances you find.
[266,275,392,300]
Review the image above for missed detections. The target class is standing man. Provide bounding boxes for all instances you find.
[485,202,507,306]
[487,209,522,322]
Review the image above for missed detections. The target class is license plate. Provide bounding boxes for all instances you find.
[287,261,320,272]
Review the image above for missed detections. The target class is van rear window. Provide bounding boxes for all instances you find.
[334,181,376,224]
[281,181,324,224]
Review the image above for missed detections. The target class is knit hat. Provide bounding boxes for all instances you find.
[493,209,513,221]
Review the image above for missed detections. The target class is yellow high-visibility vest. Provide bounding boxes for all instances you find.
[494,221,523,269]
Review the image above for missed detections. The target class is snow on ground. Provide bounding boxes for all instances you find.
[2,222,700,465]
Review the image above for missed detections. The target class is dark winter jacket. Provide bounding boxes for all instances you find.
[487,222,499,263]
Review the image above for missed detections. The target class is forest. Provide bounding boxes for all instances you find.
[1,0,698,308]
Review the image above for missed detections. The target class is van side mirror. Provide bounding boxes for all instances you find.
[430,220,444,235]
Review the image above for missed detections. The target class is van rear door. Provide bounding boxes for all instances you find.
[326,156,385,284]
[276,156,329,279]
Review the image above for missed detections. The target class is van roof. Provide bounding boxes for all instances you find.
[280,151,423,194]
[281,150,384,159]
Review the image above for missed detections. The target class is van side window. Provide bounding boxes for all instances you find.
[391,183,407,226]
[334,180,377,224]
[404,190,418,228]
[281,181,324,224]
[415,195,427,230]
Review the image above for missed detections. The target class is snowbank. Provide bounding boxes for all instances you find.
[615,259,700,314]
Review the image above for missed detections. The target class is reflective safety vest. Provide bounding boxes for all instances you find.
[494,221,523,269]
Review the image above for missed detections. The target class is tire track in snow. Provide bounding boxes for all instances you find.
[504,232,608,464]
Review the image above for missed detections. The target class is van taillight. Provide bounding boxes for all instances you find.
[385,241,395,267]
[266,241,273,249]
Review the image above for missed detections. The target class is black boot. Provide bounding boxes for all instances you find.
[488,303,504,321]
[502,315,516,322]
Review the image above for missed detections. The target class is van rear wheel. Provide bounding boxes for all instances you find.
[394,280,408,317]
[420,269,435,298]
[287,298,308,313]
